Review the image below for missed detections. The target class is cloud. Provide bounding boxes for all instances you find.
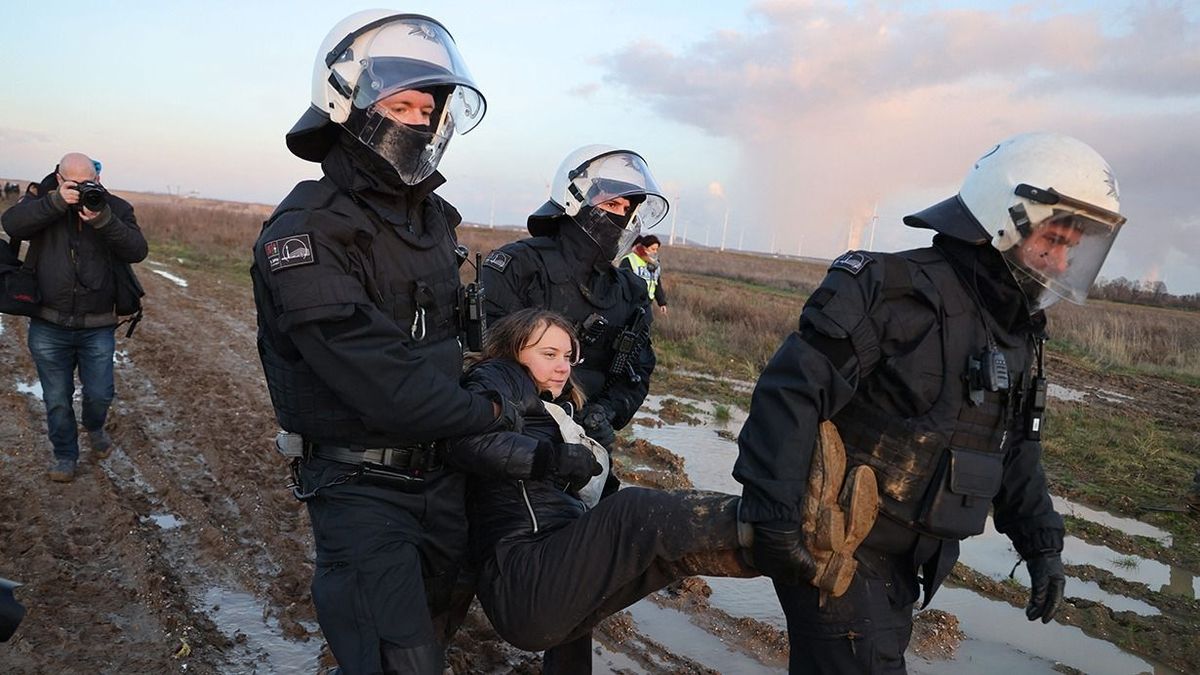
[599,1,1200,291]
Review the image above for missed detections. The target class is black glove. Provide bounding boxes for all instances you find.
[483,393,524,434]
[1025,553,1066,623]
[579,404,616,449]
[751,521,817,585]
[533,442,602,491]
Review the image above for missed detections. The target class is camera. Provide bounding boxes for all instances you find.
[76,181,108,211]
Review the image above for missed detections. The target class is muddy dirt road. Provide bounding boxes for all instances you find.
[0,259,788,673]
[2,255,1197,673]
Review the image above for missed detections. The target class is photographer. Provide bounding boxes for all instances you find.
[1,152,147,483]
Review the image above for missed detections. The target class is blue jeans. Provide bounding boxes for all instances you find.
[26,318,116,461]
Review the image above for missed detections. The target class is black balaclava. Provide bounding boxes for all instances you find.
[933,234,1034,335]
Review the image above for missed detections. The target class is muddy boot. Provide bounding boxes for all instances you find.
[802,421,880,601]
[87,428,113,460]
[48,458,77,483]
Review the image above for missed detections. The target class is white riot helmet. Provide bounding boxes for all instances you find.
[906,132,1125,310]
[286,11,486,185]
[528,145,670,260]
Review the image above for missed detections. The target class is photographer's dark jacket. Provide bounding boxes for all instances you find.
[446,358,586,564]
[251,136,498,447]
[482,221,655,430]
[2,185,147,328]
[734,233,1064,602]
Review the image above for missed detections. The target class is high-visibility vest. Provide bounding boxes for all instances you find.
[623,252,660,299]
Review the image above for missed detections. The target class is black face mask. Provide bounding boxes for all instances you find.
[573,206,629,260]
[343,103,447,185]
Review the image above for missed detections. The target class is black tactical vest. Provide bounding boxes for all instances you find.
[255,178,466,444]
[832,248,1034,540]
[511,237,643,398]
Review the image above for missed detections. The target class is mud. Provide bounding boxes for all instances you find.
[0,261,773,673]
[908,609,964,661]
[4,249,1199,673]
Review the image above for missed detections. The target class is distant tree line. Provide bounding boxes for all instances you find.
[1089,277,1200,310]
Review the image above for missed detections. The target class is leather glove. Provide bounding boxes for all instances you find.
[579,404,617,449]
[533,442,602,491]
[483,393,524,434]
[750,521,817,585]
[1025,553,1066,623]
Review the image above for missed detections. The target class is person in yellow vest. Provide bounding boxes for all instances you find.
[619,234,668,313]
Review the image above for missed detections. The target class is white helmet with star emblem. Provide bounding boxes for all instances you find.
[950,132,1126,309]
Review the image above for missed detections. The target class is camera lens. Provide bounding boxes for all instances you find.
[78,182,107,211]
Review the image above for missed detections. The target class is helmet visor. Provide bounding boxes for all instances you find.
[569,151,669,229]
[1003,209,1123,310]
[333,16,485,133]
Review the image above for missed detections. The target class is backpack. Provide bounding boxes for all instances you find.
[0,238,41,317]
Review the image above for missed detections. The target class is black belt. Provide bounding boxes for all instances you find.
[309,442,443,472]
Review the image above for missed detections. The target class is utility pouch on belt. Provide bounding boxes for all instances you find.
[916,447,1003,539]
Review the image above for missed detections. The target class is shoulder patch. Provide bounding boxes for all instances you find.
[265,233,316,273]
[484,250,512,273]
[829,250,875,276]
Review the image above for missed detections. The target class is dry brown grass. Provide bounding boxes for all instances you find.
[1046,299,1200,381]
[46,190,1196,382]
[122,191,270,262]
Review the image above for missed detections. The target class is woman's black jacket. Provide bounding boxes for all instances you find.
[446,358,587,564]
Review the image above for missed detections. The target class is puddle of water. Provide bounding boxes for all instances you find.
[202,586,321,674]
[664,368,756,393]
[1047,383,1136,406]
[16,379,42,399]
[630,405,1182,672]
[911,635,1063,675]
[151,268,189,287]
[594,641,650,673]
[642,393,748,430]
[626,598,785,673]
[704,575,786,629]
[142,513,185,530]
[1047,383,1087,402]
[1059,533,1199,599]
[1052,495,1173,546]
[961,517,1161,615]
[929,586,1173,675]
[0,314,6,336]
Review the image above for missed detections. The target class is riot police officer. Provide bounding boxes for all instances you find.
[734,132,1126,673]
[251,11,522,674]
[482,145,669,452]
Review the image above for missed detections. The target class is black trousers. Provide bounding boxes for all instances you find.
[775,545,920,674]
[301,458,468,675]
[477,488,747,656]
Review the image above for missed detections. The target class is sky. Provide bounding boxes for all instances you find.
[3,1,1198,293]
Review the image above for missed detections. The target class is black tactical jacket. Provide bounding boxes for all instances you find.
[445,358,587,564]
[734,234,1064,599]
[251,136,497,447]
[2,180,147,328]
[481,220,655,429]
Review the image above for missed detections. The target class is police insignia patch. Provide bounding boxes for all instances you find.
[830,251,874,276]
[265,234,316,272]
[484,250,512,272]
